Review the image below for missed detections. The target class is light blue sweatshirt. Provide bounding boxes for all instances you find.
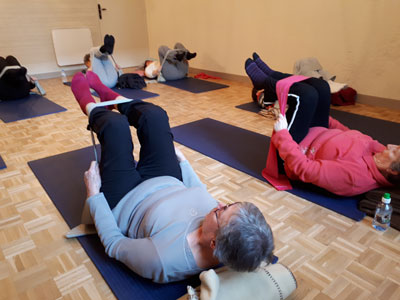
[87,160,218,283]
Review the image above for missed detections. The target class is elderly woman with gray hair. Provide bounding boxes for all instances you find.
[70,70,274,283]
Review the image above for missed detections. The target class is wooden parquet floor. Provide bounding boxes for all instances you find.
[0,72,400,300]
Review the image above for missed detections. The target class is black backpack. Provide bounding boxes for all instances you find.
[117,73,147,89]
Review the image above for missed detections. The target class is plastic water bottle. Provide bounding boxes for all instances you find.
[61,69,67,83]
[372,193,392,231]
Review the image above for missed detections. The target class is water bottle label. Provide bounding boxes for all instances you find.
[375,214,390,224]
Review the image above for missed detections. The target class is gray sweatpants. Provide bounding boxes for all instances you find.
[158,43,189,81]
[90,47,118,88]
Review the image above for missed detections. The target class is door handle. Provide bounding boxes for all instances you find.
[97,4,106,19]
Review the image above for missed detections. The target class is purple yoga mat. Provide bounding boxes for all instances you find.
[0,93,66,123]
[236,102,400,145]
[64,82,159,100]
[172,118,365,221]
[28,146,199,300]
[0,155,6,170]
[161,77,229,93]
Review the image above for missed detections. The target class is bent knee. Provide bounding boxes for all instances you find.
[141,104,169,124]
[291,83,319,107]
[101,113,130,135]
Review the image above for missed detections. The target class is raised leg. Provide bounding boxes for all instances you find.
[0,56,6,73]
[158,45,175,63]
[285,78,330,143]
[5,55,21,66]
[89,108,142,209]
[70,72,97,115]
[90,47,118,88]
[86,70,120,103]
[118,101,182,181]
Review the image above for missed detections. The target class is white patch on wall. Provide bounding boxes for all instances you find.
[52,28,93,66]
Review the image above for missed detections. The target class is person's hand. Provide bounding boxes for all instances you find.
[84,161,101,198]
[274,114,288,132]
[175,147,187,162]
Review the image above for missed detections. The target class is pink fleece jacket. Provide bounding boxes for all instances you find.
[272,117,393,196]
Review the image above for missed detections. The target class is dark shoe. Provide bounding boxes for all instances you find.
[175,52,185,61]
[245,58,253,69]
[186,52,197,60]
[100,34,115,54]
[252,52,260,60]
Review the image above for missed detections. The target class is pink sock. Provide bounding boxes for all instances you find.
[86,71,120,103]
[71,72,96,115]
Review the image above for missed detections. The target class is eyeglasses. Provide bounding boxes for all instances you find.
[214,202,239,229]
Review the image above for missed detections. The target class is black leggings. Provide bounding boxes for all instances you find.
[89,100,182,209]
[262,71,331,143]
[0,56,34,101]
[0,55,21,72]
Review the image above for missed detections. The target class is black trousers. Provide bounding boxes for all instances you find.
[262,71,331,143]
[0,55,34,101]
[89,100,182,209]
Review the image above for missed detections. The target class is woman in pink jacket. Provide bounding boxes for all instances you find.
[245,54,399,196]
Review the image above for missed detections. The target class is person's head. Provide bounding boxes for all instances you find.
[144,59,154,69]
[375,144,400,185]
[83,54,91,68]
[206,202,274,272]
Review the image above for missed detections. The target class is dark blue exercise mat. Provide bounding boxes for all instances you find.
[0,93,66,123]
[0,155,6,170]
[329,110,400,145]
[64,82,159,100]
[236,102,400,145]
[160,77,229,93]
[171,118,365,221]
[28,146,200,300]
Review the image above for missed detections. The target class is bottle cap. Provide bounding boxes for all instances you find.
[382,193,391,204]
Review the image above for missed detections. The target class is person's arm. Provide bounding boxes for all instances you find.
[87,193,166,282]
[273,115,358,195]
[273,129,363,195]
[328,116,350,131]
[175,147,206,188]
[26,74,36,89]
[84,162,166,282]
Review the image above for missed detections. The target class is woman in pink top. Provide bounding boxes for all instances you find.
[245,54,399,196]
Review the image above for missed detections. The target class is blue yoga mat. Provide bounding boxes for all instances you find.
[0,93,66,123]
[64,82,159,100]
[161,77,229,93]
[0,155,6,170]
[236,102,400,145]
[28,146,199,300]
[172,118,366,221]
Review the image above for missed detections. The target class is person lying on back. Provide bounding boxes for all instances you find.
[245,53,399,196]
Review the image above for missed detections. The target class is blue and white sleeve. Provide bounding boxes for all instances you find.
[179,160,206,189]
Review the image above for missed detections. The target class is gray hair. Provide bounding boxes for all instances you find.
[388,160,400,185]
[213,202,274,272]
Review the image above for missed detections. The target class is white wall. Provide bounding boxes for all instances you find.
[0,0,149,75]
[98,0,149,68]
[0,0,102,75]
[145,0,400,102]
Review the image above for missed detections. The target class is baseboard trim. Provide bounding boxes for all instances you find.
[189,67,251,84]
[189,67,400,110]
[355,94,400,110]
[33,67,84,80]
